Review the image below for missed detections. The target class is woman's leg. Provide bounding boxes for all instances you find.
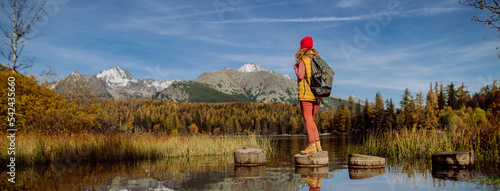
[301,101,319,144]
[312,101,320,143]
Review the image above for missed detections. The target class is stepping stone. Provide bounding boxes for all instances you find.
[348,153,385,168]
[295,151,329,167]
[432,150,474,168]
[234,147,266,166]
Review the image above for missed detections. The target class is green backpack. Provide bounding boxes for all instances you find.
[308,56,334,97]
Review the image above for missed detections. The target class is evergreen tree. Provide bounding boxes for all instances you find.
[344,106,352,133]
[447,82,457,109]
[319,108,330,133]
[289,116,298,135]
[385,99,396,131]
[353,100,363,133]
[400,88,414,112]
[374,91,385,132]
[425,85,439,129]
[400,88,415,128]
[438,82,446,110]
[415,91,425,128]
[456,82,469,109]
[362,99,373,132]
[347,96,356,113]
[334,101,346,132]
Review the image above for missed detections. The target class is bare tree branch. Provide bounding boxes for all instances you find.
[460,0,500,59]
[0,0,46,72]
[460,0,500,34]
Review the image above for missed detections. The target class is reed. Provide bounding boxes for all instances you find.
[349,124,500,163]
[0,133,273,166]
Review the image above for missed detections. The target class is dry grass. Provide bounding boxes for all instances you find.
[0,133,273,166]
[349,124,500,163]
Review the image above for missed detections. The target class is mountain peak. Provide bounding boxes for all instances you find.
[96,67,138,87]
[69,71,80,77]
[346,95,363,104]
[237,63,268,73]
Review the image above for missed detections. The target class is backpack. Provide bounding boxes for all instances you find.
[307,55,334,97]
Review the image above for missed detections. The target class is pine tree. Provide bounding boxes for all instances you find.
[401,88,415,128]
[385,99,396,131]
[447,82,457,110]
[400,88,414,112]
[289,116,298,135]
[425,86,439,129]
[374,91,385,132]
[456,82,469,109]
[438,82,446,110]
[335,101,347,132]
[362,99,373,132]
[415,91,425,128]
[343,106,352,133]
[353,100,363,132]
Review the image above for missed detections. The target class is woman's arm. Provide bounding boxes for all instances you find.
[294,60,305,80]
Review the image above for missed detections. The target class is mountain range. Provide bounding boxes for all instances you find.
[54,67,179,99]
[55,63,356,107]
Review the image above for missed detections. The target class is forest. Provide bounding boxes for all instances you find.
[1,65,499,136]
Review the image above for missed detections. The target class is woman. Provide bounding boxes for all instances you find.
[294,36,322,155]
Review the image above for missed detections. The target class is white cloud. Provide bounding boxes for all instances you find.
[404,7,464,16]
[205,15,372,24]
[335,0,360,8]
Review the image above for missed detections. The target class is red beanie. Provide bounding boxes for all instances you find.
[300,36,313,49]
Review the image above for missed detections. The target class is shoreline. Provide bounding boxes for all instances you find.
[0,133,273,166]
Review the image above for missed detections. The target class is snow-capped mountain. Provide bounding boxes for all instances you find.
[56,67,178,99]
[96,67,138,87]
[143,78,180,92]
[56,63,350,107]
[194,63,298,103]
[237,63,293,80]
[346,95,364,104]
[237,63,269,73]
[95,67,178,92]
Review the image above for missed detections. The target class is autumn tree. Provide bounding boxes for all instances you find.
[0,0,47,72]
[334,101,348,132]
[425,84,439,129]
[189,123,198,135]
[415,91,425,128]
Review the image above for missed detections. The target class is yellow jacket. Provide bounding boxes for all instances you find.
[297,50,322,102]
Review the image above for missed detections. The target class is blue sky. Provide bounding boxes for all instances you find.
[6,0,500,104]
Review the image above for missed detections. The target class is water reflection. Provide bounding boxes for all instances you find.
[348,168,386,180]
[432,168,476,182]
[2,135,498,190]
[295,167,331,191]
[234,166,266,178]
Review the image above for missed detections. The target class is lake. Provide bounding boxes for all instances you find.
[8,135,499,190]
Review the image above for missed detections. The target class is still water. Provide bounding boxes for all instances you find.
[10,135,500,190]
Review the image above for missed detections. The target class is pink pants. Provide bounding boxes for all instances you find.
[300,101,320,144]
